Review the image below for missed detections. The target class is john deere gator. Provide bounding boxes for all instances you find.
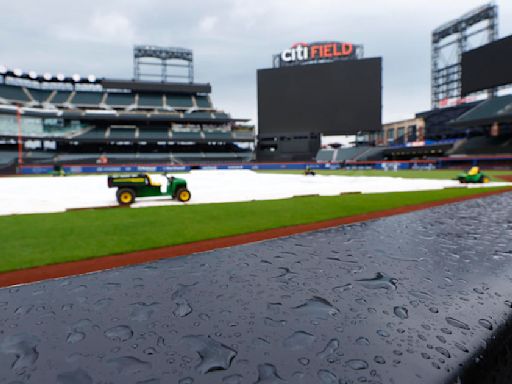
[108,173,191,205]
[456,166,491,184]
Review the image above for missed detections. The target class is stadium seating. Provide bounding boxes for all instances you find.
[203,130,232,140]
[335,146,372,161]
[354,146,385,161]
[109,128,136,140]
[76,128,107,140]
[195,95,211,108]
[72,91,104,106]
[0,84,30,102]
[105,93,135,107]
[171,130,202,140]
[138,129,170,141]
[0,151,19,165]
[451,135,512,155]
[51,91,72,104]
[28,89,53,104]
[0,76,251,168]
[166,95,193,108]
[315,149,335,162]
[184,111,212,119]
[138,94,164,108]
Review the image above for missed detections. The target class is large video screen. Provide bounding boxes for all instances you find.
[257,58,381,136]
[461,35,512,95]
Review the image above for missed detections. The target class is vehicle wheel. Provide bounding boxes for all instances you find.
[176,188,191,202]
[482,176,490,183]
[458,177,466,184]
[116,188,136,205]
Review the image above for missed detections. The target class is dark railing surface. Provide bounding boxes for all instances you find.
[0,193,512,383]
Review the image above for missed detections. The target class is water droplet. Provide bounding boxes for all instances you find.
[106,356,151,374]
[104,325,134,342]
[346,359,369,370]
[377,329,390,338]
[356,272,397,290]
[144,347,157,355]
[332,283,352,294]
[454,342,469,353]
[130,302,160,321]
[264,317,287,327]
[393,306,408,320]
[318,369,338,383]
[57,368,93,384]
[255,363,285,384]
[66,331,85,344]
[183,335,237,374]
[173,299,192,318]
[435,346,451,358]
[374,355,386,364]
[283,331,315,350]
[293,296,339,319]
[478,319,493,330]
[298,357,310,366]
[446,317,470,330]
[178,378,194,384]
[317,339,339,359]
[356,336,370,346]
[0,333,40,373]
[93,298,113,311]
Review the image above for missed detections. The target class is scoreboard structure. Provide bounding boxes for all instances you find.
[257,41,382,161]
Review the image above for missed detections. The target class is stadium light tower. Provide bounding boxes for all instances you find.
[133,45,194,83]
[431,3,498,108]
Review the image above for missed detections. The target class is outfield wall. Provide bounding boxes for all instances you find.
[16,156,512,175]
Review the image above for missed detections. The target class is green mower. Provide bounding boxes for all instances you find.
[108,173,191,205]
[456,166,491,184]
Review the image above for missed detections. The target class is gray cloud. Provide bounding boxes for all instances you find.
[1,0,511,125]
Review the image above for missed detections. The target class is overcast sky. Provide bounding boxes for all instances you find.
[1,0,511,125]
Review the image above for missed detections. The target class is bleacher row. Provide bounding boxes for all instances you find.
[77,127,255,141]
[0,83,211,110]
[316,146,385,162]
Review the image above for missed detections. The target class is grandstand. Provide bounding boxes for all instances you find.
[0,65,254,170]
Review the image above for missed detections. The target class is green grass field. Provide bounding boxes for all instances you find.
[258,169,512,180]
[0,186,509,273]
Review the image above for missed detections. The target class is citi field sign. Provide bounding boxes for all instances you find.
[280,41,355,63]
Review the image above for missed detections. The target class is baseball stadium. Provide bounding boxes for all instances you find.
[1,2,512,383]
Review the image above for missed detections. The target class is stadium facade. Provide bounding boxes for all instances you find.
[0,46,255,172]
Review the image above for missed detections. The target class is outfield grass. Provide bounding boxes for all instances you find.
[0,187,509,273]
[257,169,512,180]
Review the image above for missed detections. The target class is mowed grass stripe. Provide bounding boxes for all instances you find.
[0,187,508,273]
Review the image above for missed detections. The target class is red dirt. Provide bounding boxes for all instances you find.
[0,187,511,288]
[498,175,512,182]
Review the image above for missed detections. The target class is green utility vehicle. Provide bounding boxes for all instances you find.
[456,166,491,184]
[108,173,191,205]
